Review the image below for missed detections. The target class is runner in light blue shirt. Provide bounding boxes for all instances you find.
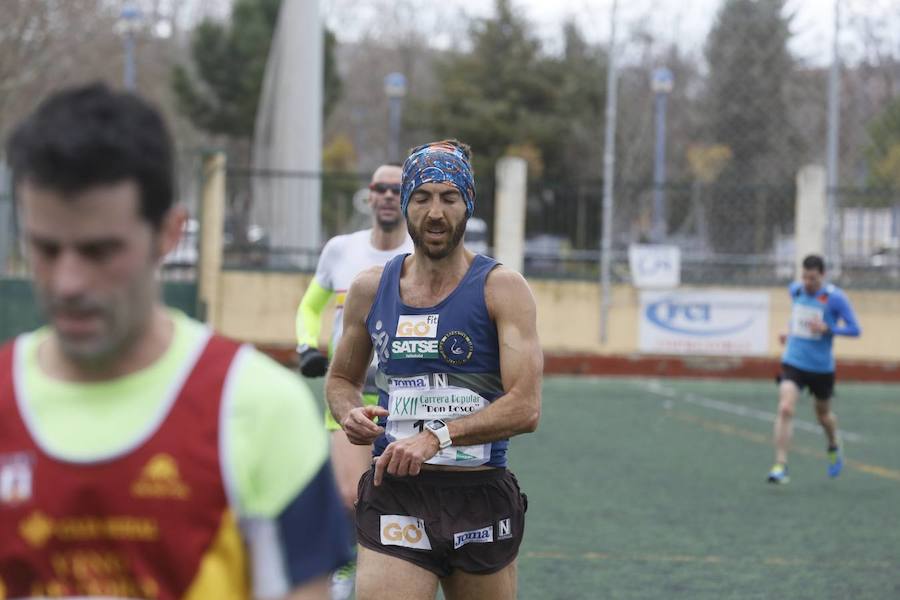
[768,254,861,485]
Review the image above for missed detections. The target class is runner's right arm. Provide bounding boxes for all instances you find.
[296,280,332,377]
[780,282,802,344]
[325,266,387,445]
[295,240,337,377]
[295,279,333,351]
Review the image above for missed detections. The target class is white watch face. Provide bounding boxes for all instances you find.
[426,421,451,447]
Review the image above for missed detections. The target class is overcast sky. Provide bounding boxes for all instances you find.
[321,0,899,67]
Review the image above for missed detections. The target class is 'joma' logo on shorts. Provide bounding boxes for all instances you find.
[389,376,430,390]
[453,525,493,549]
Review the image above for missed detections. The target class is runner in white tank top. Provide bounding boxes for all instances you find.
[295,164,412,600]
[309,228,414,352]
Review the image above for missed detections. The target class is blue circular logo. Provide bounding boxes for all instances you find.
[439,330,474,365]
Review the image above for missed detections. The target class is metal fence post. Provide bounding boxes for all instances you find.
[825,0,842,276]
[600,0,619,344]
[0,163,10,275]
[651,67,673,243]
[199,153,226,327]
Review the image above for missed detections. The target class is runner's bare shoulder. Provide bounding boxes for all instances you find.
[346,265,385,308]
[484,265,535,317]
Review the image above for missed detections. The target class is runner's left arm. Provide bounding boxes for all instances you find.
[829,291,861,337]
[443,266,542,444]
[227,349,352,598]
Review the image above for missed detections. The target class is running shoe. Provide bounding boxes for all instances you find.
[827,446,844,478]
[767,463,790,484]
[330,560,356,600]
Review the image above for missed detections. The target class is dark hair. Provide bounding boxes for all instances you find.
[408,139,473,165]
[5,82,174,229]
[802,254,825,273]
[435,139,472,162]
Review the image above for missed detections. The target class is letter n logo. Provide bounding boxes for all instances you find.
[498,518,512,539]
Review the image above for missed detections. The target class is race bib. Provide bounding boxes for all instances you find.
[790,304,825,340]
[386,387,490,467]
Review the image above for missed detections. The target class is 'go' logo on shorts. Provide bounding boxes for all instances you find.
[380,515,432,550]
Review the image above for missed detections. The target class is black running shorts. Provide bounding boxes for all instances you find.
[778,362,835,401]
[356,467,527,577]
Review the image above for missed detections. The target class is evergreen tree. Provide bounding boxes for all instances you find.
[422,0,555,178]
[865,96,900,192]
[172,0,340,141]
[406,0,607,247]
[704,0,801,253]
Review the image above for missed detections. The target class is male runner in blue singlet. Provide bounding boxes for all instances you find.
[325,140,542,600]
[768,254,861,484]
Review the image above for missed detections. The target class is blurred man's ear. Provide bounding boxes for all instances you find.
[157,205,188,261]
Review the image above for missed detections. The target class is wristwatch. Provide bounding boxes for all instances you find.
[424,419,452,449]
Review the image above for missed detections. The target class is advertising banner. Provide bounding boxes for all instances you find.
[628,244,681,288]
[639,290,770,356]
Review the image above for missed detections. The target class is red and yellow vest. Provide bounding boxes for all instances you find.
[0,335,250,600]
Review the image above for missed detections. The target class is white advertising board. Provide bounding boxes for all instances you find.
[639,290,770,356]
[629,244,681,288]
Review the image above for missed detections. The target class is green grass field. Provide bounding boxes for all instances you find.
[309,376,900,599]
[511,377,900,599]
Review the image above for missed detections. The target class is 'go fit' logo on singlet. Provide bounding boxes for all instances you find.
[391,314,441,359]
[395,315,439,338]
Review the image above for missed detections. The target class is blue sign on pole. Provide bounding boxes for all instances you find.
[119,5,142,90]
[384,72,407,98]
[384,73,407,161]
[651,67,674,242]
[651,67,674,93]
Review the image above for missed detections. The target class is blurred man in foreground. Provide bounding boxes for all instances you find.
[0,82,350,599]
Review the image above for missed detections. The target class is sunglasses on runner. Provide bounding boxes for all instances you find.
[369,182,401,195]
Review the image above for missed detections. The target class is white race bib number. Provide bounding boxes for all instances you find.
[386,387,490,466]
[790,304,825,340]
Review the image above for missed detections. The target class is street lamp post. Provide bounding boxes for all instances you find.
[651,67,673,243]
[384,72,407,162]
[599,0,619,344]
[118,5,142,90]
[825,0,842,275]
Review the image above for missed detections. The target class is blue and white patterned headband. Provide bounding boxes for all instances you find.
[401,142,475,218]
